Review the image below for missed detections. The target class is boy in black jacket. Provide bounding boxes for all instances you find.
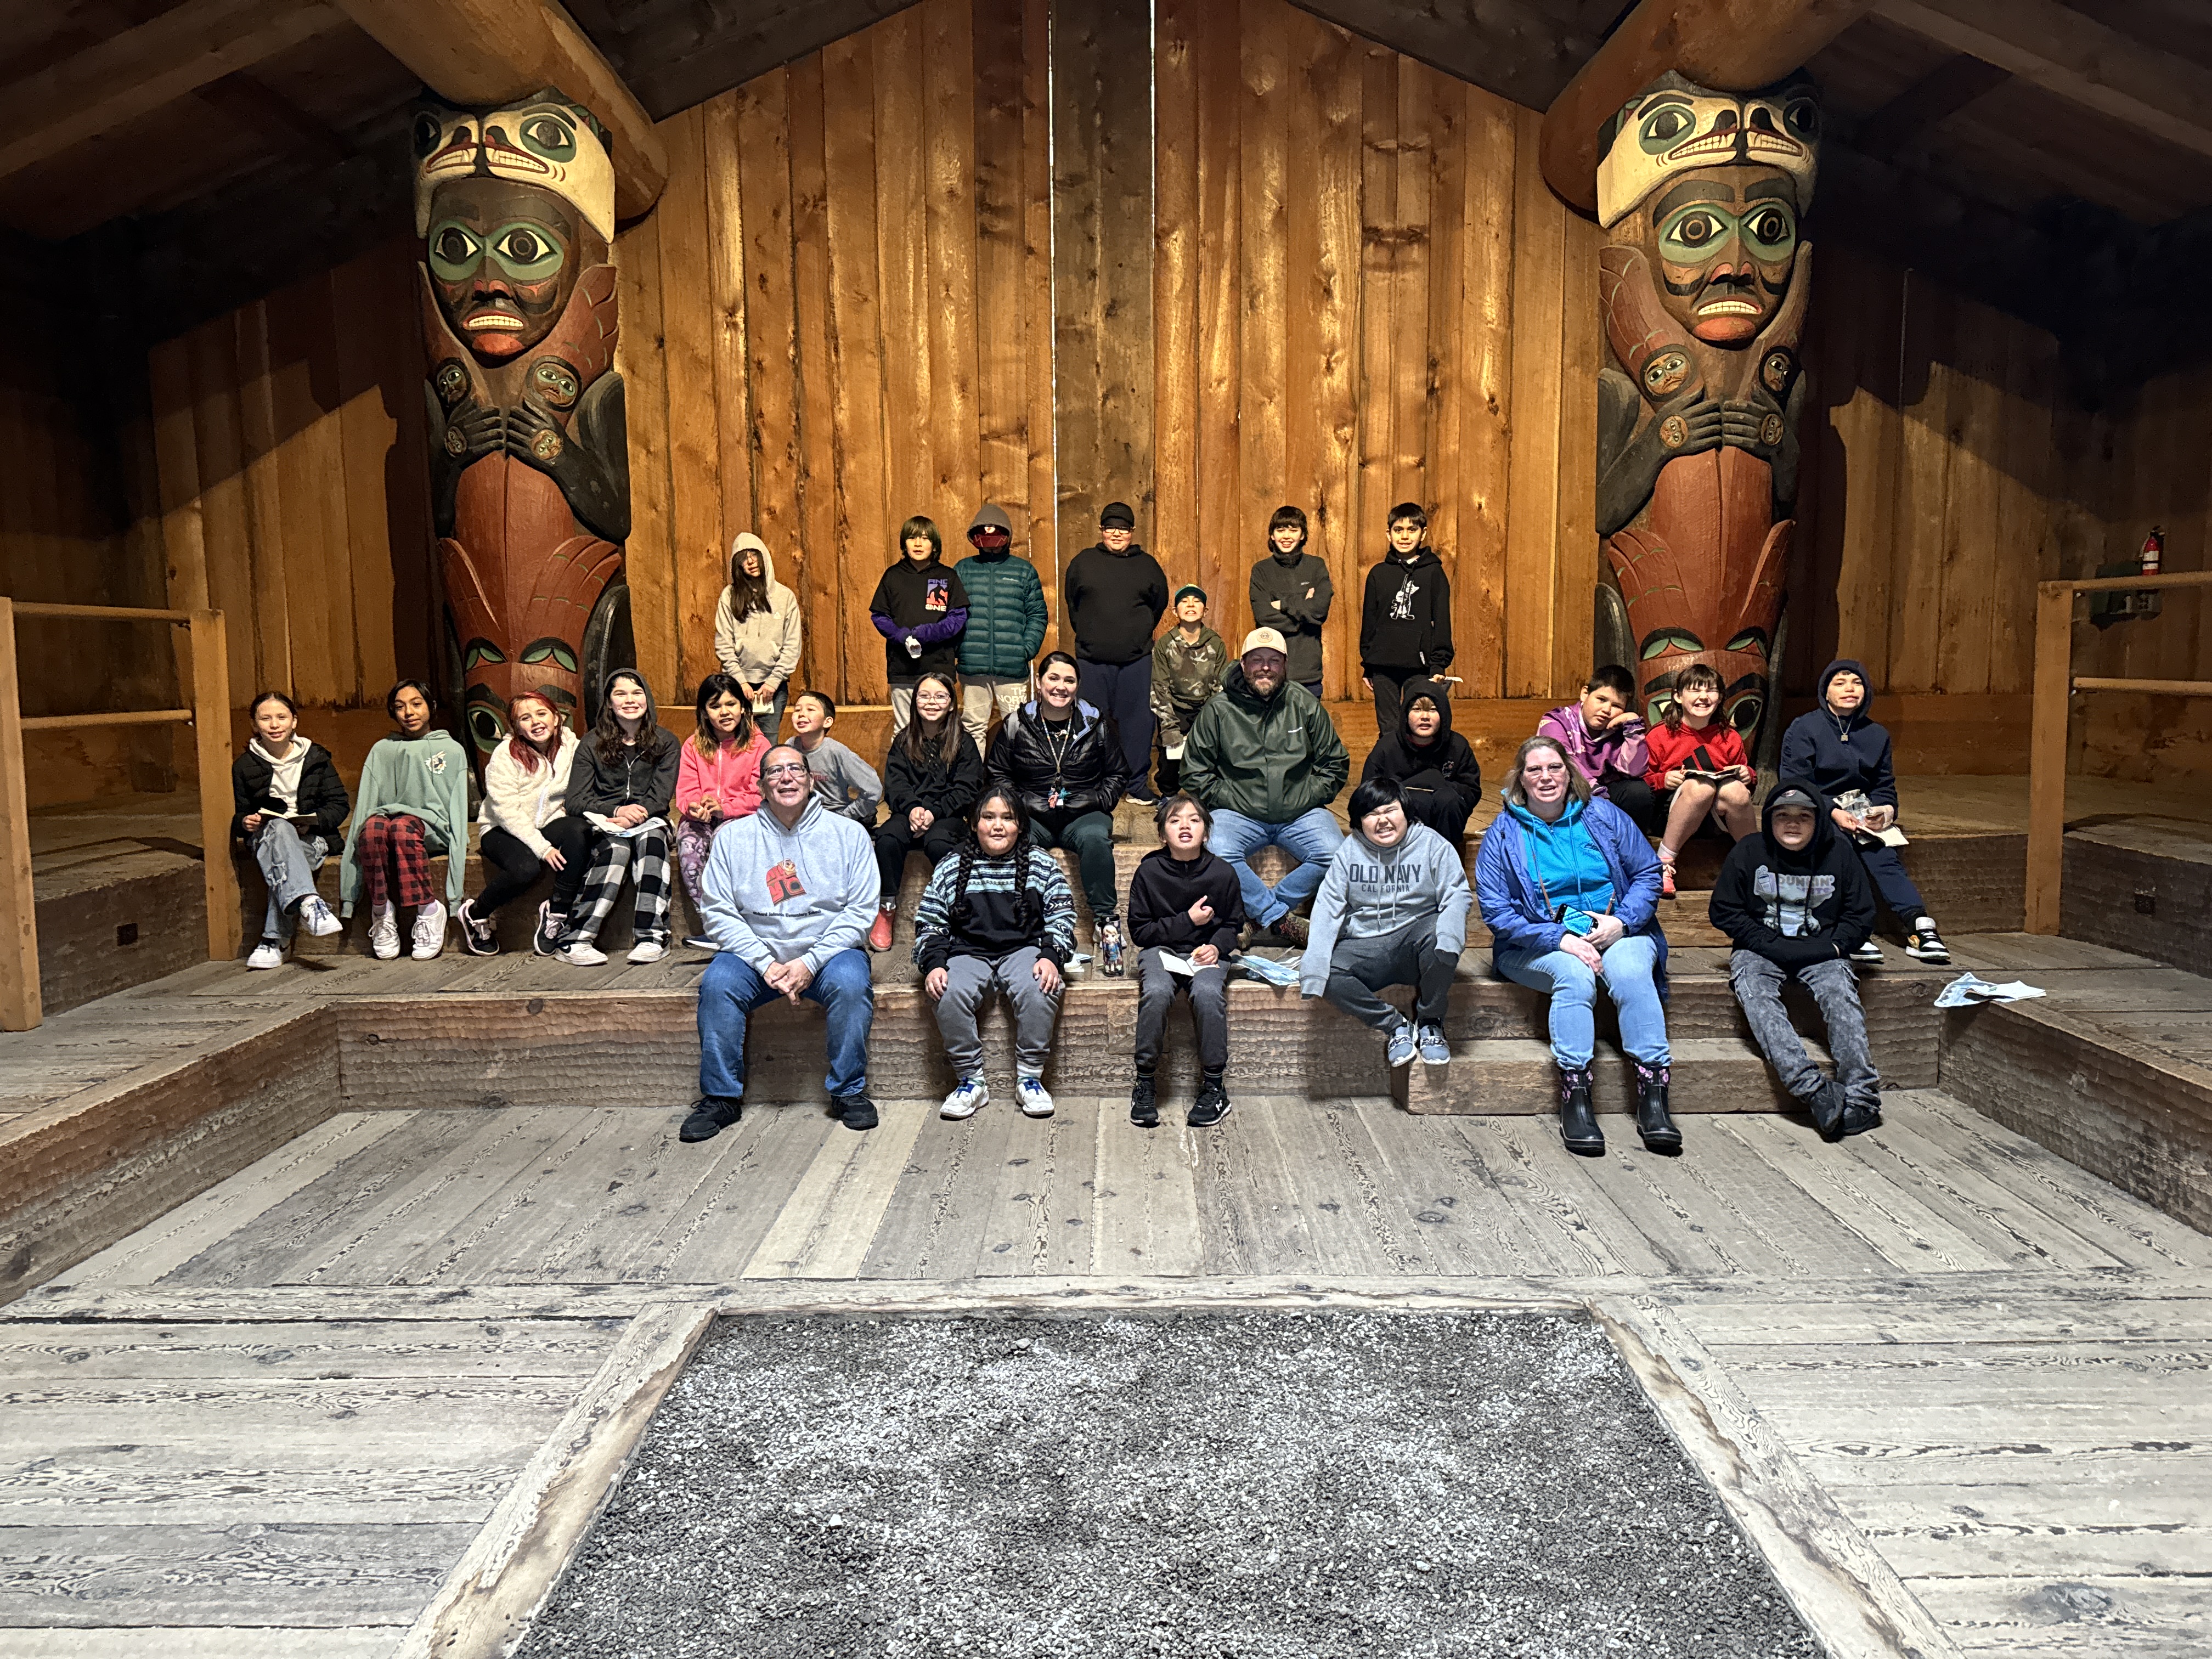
[1250,505,1333,695]
[1063,500,1169,801]
[1359,501,1453,732]
[1710,781,1881,1141]
[870,516,970,733]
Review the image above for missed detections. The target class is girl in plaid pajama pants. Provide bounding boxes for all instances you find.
[552,669,684,967]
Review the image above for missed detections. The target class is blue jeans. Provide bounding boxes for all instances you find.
[1208,806,1345,928]
[1493,933,1670,1070]
[698,946,874,1100]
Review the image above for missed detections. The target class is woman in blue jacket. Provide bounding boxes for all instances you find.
[1474,733,1678,1159]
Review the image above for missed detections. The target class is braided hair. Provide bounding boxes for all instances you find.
[950,787,1042,938]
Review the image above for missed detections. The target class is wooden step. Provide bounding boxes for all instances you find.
[1401,1035,1814,1115]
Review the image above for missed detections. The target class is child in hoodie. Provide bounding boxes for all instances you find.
[1064,500,1170,802]
[1360,675,1481,843]
[673,673,770,916]
[1301,778,1472,1071]
[1778,660,1949,964]
[954,502,1048,747]
[1126,793,1246,1130]
[1536,665,1661,832]
[1358,501,1453,732]
[1250,505,1333,696]
[233,689,348,967]
[1710,781,1882,1139]
[341,680,470,962]
[871,516,970,733]
[714,533,803,740]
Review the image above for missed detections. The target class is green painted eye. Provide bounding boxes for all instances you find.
[1641,630,1702,659]
[489,222,563,281]
[428,222,482,282]
[468,705,507,752]
[1743,205,1797,258]
[1639,103,1694,154]
[1660,207,1727,258]
[463,637,507,668]
[520,637,579,672]
[531,359,579,407]
[1725,628,1769,654]
[519,111,577,162]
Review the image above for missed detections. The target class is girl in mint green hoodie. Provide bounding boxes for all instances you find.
[339,681,470,962]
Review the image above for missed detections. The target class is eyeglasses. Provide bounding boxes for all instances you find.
[762,761,809,779]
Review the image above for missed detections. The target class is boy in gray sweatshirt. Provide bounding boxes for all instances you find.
[787,689,882,824]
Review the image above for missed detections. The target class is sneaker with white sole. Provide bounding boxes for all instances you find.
[1416,1023,1450,1065]
[1385,1020,1418,1068]
[627,940,667,964]
[454,898,498,956]
[410,900,448,960]
[1017,1076,1056,1118]
[557,940,608,966]
[298,895,342,938]
[1850,939,1884,967]
[941,1076,990,1120]
[247,941,284,970]
[681,934,719,951]
[532,901,565,957]
[369,902,402,960]
[1904,926,1950,964]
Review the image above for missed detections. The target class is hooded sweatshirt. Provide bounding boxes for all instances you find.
[1299,822,1474,995]
[1249,532,1334,685]
[699,794,878,974]
[870,551,970,682]
[1127,844,1246,958]
[1359,546,1453,676]
[713,534,804,690]
[231,735,349,844]
[479,729,580,856]
[1473,792,1665,970]
[1779,659,1898,811]
[955,504,1049,679]
[340,726,471,911]
[674,729,771,822]
[1709,780,1877,971]
[1064,540,1169,665]
[1536,703,1650,797]
[1360,676,1481,821]
[568,672,682,823]
[1179,665,1348,824]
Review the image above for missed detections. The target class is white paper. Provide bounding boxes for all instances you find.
[1933,971,2046,1009]
[1165,742,1186,759]
[1238,953,1301,988]
[1155,951,1198,977]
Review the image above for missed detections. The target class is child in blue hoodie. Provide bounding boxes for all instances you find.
[1778,661,1949,964]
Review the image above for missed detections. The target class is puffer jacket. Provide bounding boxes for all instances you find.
[713,534,803,689]
[955,503,1048,679]
[985,698,1125,819]
[1180,665,1348,823]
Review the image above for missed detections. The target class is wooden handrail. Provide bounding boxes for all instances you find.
[2025,569,2211,935]
[0,597,235,1031]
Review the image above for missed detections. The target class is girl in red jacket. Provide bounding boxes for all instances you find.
[1642,663,1756,896]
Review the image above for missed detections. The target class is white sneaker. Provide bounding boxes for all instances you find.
[247,942,284,970]
[369,903,402,960]
[410,900,447,960]
[298,895,342,937]
[1017,1076,1056,1118]
[557,941,609,966]
[627,940,667,964]
[940,1077,989,1120]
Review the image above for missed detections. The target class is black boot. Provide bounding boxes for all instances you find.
[1558,1064,1602,1156]
[1809,1077,1847,1142]
[1634,1059,1682,1153]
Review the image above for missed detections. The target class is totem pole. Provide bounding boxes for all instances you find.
[413,91,631,757]
[1593,73,1820,753]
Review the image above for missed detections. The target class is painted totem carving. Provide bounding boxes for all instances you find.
[414,90,631,756]
[1594,72,1820,748]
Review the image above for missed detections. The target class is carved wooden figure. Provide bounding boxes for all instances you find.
[1593,72,1820,748]
[414,90,631,756]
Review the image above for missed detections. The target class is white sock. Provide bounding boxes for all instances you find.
[1914,916,1934,934]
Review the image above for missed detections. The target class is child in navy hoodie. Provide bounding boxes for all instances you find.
[1778,660,1949,964]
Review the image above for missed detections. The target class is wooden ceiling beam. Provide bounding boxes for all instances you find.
[1875,0,2212,163]
[331,0,666,219]
[1853,53,2010,159]
[0,0,343,185]
[1539,0,1875,215]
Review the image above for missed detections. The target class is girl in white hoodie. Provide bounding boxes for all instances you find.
[456,690,587,956]
[713,533,804,741]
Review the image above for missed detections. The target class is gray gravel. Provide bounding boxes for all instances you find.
[519,1310,1819,1659]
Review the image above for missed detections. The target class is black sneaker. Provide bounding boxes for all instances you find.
[1268,912,1309,947]
[836,1093,879,1132]
[680,1096,743,1142]
[1130,1073,1160,1128]
[1849,939,1884,967]
[455,899,499,956]
[1904,926,1950,964]
[532,900,566,957]
[1188,1076,1231,1128]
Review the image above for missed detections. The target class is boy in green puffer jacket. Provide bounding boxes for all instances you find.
[955,502,1048,749]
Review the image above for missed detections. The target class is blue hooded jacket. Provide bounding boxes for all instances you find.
[1474,789,1667,990]
[1778,659,1898,810]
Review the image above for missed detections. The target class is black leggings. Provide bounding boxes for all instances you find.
[874,812,968,898]
[479,815,594,915]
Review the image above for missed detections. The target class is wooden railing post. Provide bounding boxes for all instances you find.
[189,610,236,962]
[2025,581,2075,936]
[0,597,41,1031]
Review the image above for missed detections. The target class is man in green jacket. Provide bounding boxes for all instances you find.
[955,502,1049,748]
[1180,628,1348,945]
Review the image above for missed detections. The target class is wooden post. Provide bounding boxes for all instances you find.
[2024,580,2074,935]
[0,599,40,1031]
[189,611,238,962]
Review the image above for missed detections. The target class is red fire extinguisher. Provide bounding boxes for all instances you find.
[2141,526,2164,575]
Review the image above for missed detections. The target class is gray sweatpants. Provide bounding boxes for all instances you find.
[1728,951,1880,1111]
[936,947,1061,1078]
[252,819,326,939]
[1134,946,1229,1073]
[1323,917,1456,1031]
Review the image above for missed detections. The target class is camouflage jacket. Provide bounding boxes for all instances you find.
[1150,624,1230,741]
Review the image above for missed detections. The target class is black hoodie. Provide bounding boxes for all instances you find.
[1708,778,1876,972]
[1359,546,1453,675]
[1127,844,1246,958]
[1360,675,1480,835]
[1778,659,1897,811]
[1063,541,1169,665]
[1249,532,1333,685]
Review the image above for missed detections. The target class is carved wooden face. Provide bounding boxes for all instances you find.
[1632,167,1801,346]
[425,179,584,364]
[414,95,614,241]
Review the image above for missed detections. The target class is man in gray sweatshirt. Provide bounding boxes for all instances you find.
[1300,776,1471,1070]
[684,744,881,1141]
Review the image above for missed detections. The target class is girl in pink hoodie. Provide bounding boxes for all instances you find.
[675,673,770,901]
